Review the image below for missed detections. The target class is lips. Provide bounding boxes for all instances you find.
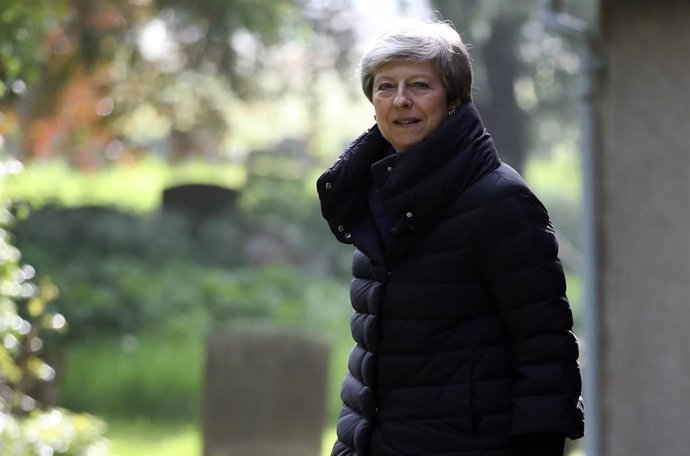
[393,118,421,125]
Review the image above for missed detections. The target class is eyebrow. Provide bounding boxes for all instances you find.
[374,73,435,81]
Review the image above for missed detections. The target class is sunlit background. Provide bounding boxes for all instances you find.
[6,0,682,455]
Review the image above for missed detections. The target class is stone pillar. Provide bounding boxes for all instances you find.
[598,1,690,455]
[202,326,330,456]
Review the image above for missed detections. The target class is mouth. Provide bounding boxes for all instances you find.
[393,118,421,128]
[393,118,421,126]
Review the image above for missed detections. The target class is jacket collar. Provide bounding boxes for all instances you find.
[317,101,500,258]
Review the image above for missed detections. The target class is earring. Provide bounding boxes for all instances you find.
[374,115,377,121]
[448,106,456,116]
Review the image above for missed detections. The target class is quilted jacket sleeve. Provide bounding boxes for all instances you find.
[482,188,585,440]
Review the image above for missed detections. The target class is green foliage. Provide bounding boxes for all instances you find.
[13,201,350,337]
[59,311,352,425]
[149,0,303,94]
[0,0,359,164]
[9,160,355,425]
[430,0,585,173]
[0,0,69,89]
[14,209,232,335]
[0,409,110,456]
[14,205,246,268]
[0,201,59,413]
[7,167,354,434]
[61,334,204,420]
[54,269,351,420]
[1,162,111,454]
[524,144,582,202]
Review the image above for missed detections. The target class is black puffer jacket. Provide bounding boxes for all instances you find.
[317,102,584,456]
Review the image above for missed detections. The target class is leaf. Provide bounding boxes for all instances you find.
[28,297,45,317]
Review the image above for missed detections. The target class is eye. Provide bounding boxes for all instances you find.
[375,82,394,92]
[411,81,431,89]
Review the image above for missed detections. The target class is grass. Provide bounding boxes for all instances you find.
[61,332,205,420]
[59,328,353,456]
[60,322,353,423]
[106,421,583,456]
[106,420,338,456]
[3,157,246,213]
[107,418,200,456]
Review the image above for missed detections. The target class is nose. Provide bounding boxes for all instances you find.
[393,87,412,108]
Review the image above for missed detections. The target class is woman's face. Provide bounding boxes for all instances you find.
[372,60,449,153]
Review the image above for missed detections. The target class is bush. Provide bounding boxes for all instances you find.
[12,201,352,339]
[1,169,111,455]
[1,409,110,456]
[12,206,248,337]
[6,200,353,426]
[13,205,247,269]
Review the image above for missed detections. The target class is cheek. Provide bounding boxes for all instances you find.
[430,101,449,124]
[427,107,445,126]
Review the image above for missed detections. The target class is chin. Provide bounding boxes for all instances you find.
[394,139,423,152]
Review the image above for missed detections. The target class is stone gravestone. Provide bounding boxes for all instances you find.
[202,327,330,456]
[162,184,238,236]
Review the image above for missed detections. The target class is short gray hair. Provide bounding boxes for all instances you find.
[359,19,472,105]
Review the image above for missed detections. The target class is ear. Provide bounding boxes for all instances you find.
[447,96,459,111]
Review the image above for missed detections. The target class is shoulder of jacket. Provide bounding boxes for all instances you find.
[485,163,531,195]
[450,163,549,228]
[457,163,531,205]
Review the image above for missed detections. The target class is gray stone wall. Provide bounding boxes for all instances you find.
[599,1,690,454]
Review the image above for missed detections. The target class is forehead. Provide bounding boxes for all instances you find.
[373,60,440,80]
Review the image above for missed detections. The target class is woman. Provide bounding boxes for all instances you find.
[317,19,584,456]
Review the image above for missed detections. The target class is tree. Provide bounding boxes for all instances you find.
[0,0,69,93]
[429,0,582,172]
[0,0,358,165]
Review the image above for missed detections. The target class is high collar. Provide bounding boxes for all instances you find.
[317,101,500,256]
